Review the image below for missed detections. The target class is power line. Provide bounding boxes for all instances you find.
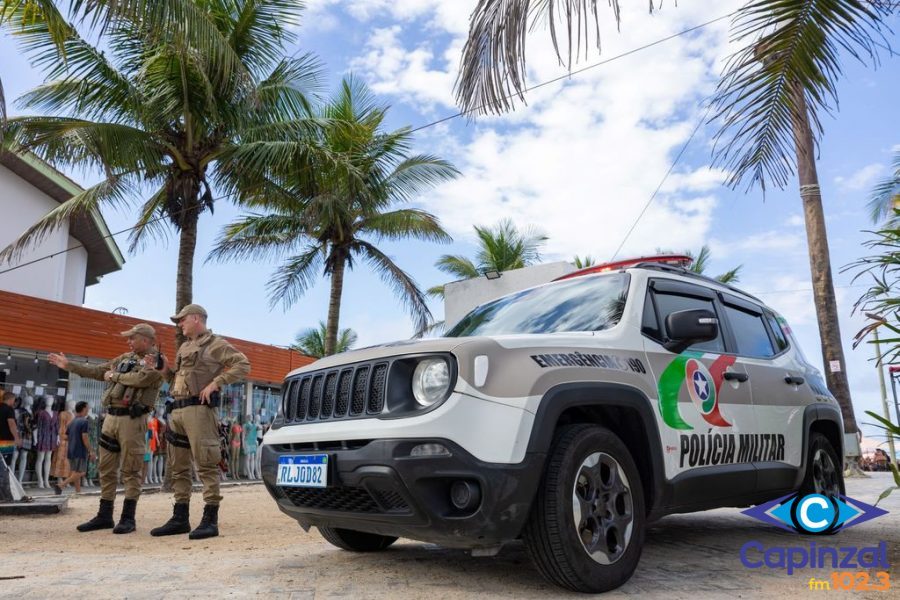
[1,11,736,278]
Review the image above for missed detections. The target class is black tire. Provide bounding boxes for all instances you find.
[523,424,646,593]
[798,432,845,498]
[319,527,398,552]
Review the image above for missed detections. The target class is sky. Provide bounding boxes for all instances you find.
[1,1,899,443]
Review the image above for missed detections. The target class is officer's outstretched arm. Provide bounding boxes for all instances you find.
[109,366,163,389]
[65,355,122,382]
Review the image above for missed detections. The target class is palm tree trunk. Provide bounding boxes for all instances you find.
[174,208,199,349]
[324,254,347,356]
[790,82,858,436]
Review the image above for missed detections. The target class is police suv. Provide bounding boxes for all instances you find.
[261,257,845,593]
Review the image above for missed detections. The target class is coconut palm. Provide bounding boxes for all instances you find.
[292,321,357,358]
[867,152,900,225]
[427,219,547,298]
[208,76,458,355]
[572,255,596,269]
[0,0,330,339]
[656,245,743,284]
[456,2,896,435]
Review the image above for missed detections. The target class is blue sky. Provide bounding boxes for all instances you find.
[2,1,899,442]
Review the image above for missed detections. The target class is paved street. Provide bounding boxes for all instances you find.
[0,473,897,599]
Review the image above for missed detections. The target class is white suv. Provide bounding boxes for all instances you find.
[261,258,844,593]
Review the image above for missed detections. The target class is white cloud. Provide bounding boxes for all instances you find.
[834,163,884,192]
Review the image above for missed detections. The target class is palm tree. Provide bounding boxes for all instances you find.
[572,255,596,269]
[428,218,547,298]
[0,1,330,344]
[456,2,896,436]
[867,152,900,225]
[208,76,459,355]
[292,321,357,358]
[655,245,743,284]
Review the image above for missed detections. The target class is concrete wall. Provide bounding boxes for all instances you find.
[443,261,576,329]
[0,164,85,304]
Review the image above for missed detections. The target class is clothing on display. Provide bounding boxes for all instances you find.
[52,408,73,479]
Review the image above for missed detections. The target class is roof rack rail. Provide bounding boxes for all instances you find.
[631,262,763,303]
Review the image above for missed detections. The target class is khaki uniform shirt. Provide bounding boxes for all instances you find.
[67,352,164,409]
[168,330,250,399]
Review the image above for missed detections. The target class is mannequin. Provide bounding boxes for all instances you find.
[229,417,243,480]
[145,411,159,484]
[52,399,73,486]
[14,396,33,482]
[219,420,230,481]
[33,396,59,488]
[243,415,260,479]
[256,419,265,478]
[154,416,167,485]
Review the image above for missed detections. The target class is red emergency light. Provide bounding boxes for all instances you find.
[555,254,694,281]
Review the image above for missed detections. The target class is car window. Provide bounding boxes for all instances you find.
[764,311,789,353]
[725,304,776,358]
[652,292,725,353]
[446,273,630,337]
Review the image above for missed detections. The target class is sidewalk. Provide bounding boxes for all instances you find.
[19,477,265,499]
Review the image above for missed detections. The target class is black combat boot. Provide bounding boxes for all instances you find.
[113,498,137,534]
[76,498,115,532]
[189,504,219,540]
[150,502,191,536]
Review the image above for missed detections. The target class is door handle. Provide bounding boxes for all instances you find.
[723,371,749,382]
[784,375,805,385]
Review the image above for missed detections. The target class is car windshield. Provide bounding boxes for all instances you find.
[446,273,630,337]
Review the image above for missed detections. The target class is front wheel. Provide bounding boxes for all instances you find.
[523,424,646,593]
[319,527,398,552]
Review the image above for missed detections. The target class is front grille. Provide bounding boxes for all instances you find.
[282,486,410,514]
[282,361,387,424]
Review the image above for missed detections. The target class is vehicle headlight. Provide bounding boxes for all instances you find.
[412,358,451,406]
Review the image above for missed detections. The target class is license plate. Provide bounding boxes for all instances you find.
[276,454,329,488]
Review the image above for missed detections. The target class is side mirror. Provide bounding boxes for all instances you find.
[663,309,719,354]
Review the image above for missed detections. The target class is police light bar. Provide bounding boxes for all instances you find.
[555,254,694,281]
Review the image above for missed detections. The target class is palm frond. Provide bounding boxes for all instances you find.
[688,245,711,274]
[357,208,452,244]
[378,154,461,203]
[0,172,136,265]
[435,254,480,279]
[226,0,301,74]
[266,246,325,310]
[126,184,171,253]
[426,284,446,299]
[867,152,900,224]
[254,53,324,121]
[206,212,309,264]
[7,116,164,174]
[712,0,892,191]
[67,0,252,88]
[292,320,357,357]
[715,265,742,284]
[572,255,596,268]
[356,240,433,335]
[455,1,661,114]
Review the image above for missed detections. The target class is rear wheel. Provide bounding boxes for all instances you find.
[523,424,645,593]
[799,432,844,498]
[319,527,398,552]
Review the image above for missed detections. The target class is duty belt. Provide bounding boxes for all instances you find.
[106,407,130,416]
[172,396,218,409]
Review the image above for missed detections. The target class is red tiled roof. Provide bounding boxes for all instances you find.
[0,289,314,385]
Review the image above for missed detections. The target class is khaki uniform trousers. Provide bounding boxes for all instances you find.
[169,405,222,505]
[99,414,147,501]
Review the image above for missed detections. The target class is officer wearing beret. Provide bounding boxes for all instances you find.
[49,323,163,534]
[151,304,250,539]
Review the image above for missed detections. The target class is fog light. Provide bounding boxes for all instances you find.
[450,480,481,511]
[410,443,451,457]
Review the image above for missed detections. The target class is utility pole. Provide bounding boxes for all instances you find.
[873,328,897,463]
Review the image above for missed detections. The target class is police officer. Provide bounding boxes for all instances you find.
[150,304,250,539]
[48,323,163,534]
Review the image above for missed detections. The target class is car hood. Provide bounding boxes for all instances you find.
[286,337,469,377]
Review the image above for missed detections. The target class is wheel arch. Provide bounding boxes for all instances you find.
[527,382,666,518]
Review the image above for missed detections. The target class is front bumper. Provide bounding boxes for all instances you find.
[261,439,544,549]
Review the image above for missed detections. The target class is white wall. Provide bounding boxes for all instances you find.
[0,163,84,304]
[443,261,576,329]
[63,235,88,304]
